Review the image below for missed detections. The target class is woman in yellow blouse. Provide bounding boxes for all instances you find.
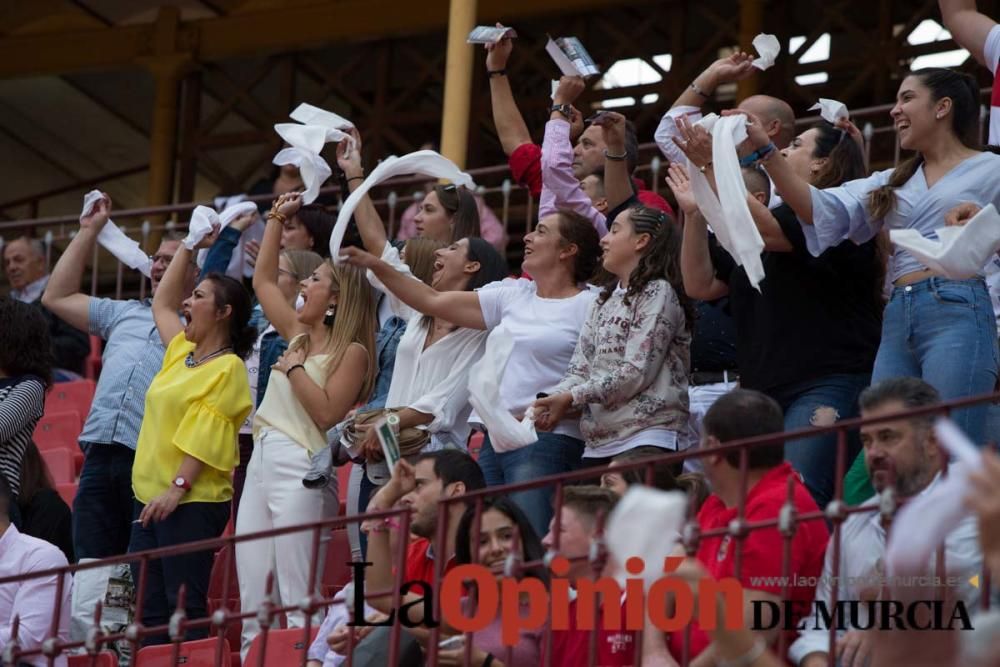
[128,235,254,646]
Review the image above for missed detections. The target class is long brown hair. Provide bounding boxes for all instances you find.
[434,185,481,242]
[554,209,602,284]
[401,238,445,286]
[18,442,53,506]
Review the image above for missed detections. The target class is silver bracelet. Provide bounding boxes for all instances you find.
[717,637,767,667]
[690,81,712,98]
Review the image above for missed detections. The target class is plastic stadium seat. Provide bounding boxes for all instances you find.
[56,483,78,507]
[207,546,242,651]
[44,380,96,418]
[243,627,318,667]
[68,652,119,666]
[133,638,232,667]
[34,411,83,450]
[40,447,76,484]
[468,431,484,459]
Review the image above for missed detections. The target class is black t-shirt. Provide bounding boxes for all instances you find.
[691,298,739,372]
[710,204,883,392]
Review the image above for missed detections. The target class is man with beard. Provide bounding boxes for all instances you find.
[789,377,981,667]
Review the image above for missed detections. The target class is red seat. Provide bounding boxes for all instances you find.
[322,529,352,599]
[69,652,119,666]
[45,380,96,418]
[468,431,484,459]
[207,546,241,651]
[336,462,352,510]
[85,335,103,381]
[40,447,76,484]
[243,627,317,667]
[57,482,78,507]
[133,638,232,667]
[34,411,83,450]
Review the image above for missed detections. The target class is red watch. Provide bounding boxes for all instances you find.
[173,476,191,491]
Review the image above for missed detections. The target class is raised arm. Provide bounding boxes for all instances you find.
[940,0,998,68]
[339,246,487,329]
[594,111,636,212]
[198,210,256,280]
[151,244,194,347]
[485,29,532,156]
[252,193,306,341]
[666,164,729,300]
[41,195,112,332]
[336,130,389,254]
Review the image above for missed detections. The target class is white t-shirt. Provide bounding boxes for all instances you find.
[474,278,597,440]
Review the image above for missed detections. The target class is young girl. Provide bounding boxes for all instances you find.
[0,298,52,530]
[532,205,693,465]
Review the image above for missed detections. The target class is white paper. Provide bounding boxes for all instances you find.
[890,204,1000,279]
[545,37,600,78]
[183,205,222,250]
[808,98,849,124]
[330,150,475,261]
[81,190,153,277]
[607,487,687,586]
[885,418,979,576]
[550,80,559,101]
[689,113,766,289]
[195,199,261,276]
[467,323,538,452]
[751,33,781,71]
[467,25,517,44]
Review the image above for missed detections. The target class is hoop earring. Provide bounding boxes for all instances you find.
[324,305,337,326]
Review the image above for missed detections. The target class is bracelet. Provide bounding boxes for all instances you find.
[481,653,495,667]
[287,363,306,376]
[487,69,507,78]
[347,175,364,183]
[689,81,712,98]
[717,637,766,667]
[267,211,287,224]
[738,142,777,167]
[604,149,628,162]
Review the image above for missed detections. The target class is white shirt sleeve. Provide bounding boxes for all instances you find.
[365,242,419,321]
[407,329,487,433]
[654,105,703,164]
[475,277,527,329]
[787,541,838,665]
[985,24,1000,74]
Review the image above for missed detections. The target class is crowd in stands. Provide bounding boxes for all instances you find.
[3,1,1000,666]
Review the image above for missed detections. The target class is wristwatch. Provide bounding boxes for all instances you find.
[550,103,573,119]
[173,476,191,491]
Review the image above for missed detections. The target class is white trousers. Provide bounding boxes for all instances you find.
[682,379,739,474]
[235,428,338,658]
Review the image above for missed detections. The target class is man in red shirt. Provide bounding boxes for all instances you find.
[664,390,829,666]
[542,485,636,667]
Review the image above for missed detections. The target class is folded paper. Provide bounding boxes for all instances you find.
[751,33,781,71]
[273,103,355,205]
[467,25,517,44]
[467,323,538,452]
[890,204,1000,279]
[885,418,979,576]
[81,190,153,277]
[330,150,475,261]
[607,487,687,586]
[546,36,600,78]
[808,98,849,124]
[689,113,766,289]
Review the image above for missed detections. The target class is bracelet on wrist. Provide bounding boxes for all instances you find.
[699,161,713,173]
[487,69,507,78]
[267,211,287,224]
[347,175,365,183]
[689,81,712,98]
[738,142,777,168]
[604,149,628,162]
[287,363,306,376]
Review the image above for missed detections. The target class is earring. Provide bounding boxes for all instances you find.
[324,305,337,326]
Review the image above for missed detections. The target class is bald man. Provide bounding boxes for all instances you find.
[3,237,89,378]
[654,51,796,208]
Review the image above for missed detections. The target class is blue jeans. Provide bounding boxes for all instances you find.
[476,432,585,537]
[773,373,870,510]
[73,442,136,559]
[873,278,999,445]
[128,500,230,646]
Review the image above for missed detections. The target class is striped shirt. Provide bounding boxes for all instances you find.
[0,376,45,497]
[80,298,166,450]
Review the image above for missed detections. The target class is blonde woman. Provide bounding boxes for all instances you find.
[236,191,378,657]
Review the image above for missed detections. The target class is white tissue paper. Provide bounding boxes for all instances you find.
[689,113,766,289]
[890,204,1000,279]
[182,205,222,250]
[330,150,475,261]
[808,98,849,124]
[467,323,538,452]
[273,103,355,205]
[607,487,687,587]
[751,33,781,71]
[885,418,979,577]
[81,190,153,277]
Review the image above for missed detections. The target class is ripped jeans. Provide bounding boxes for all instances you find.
[770,373,871,511]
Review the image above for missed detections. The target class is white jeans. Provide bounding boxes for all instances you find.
[682,379,739,473]
[235,428,338,657]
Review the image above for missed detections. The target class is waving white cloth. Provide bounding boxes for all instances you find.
[195,199,261,275]
[467,323,538,452]
[688,114,766,289]
[890,204,1000,279]
[885,418,979,576]
[808,98,849,124]
[81,190,153,277]
[182,205,222,250]
[330,150,475,261]
[751,33,781,70]
[273,103,355,205]
[607,487,687,586]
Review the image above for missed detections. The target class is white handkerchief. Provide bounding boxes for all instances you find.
[467,323,538,452]
[289,103,354,132]
[273,103,354,205]
[183,205,222,250]
[607,487,687,586]
[689,113,766,289]
[81,190,153,277]
[219,200,259,227]
[808,98,849,124]
[889,204,1000,279]
[886,418,979,576]
[751,33,781,70]
[331,150,475,261]
[273,146,332,206]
